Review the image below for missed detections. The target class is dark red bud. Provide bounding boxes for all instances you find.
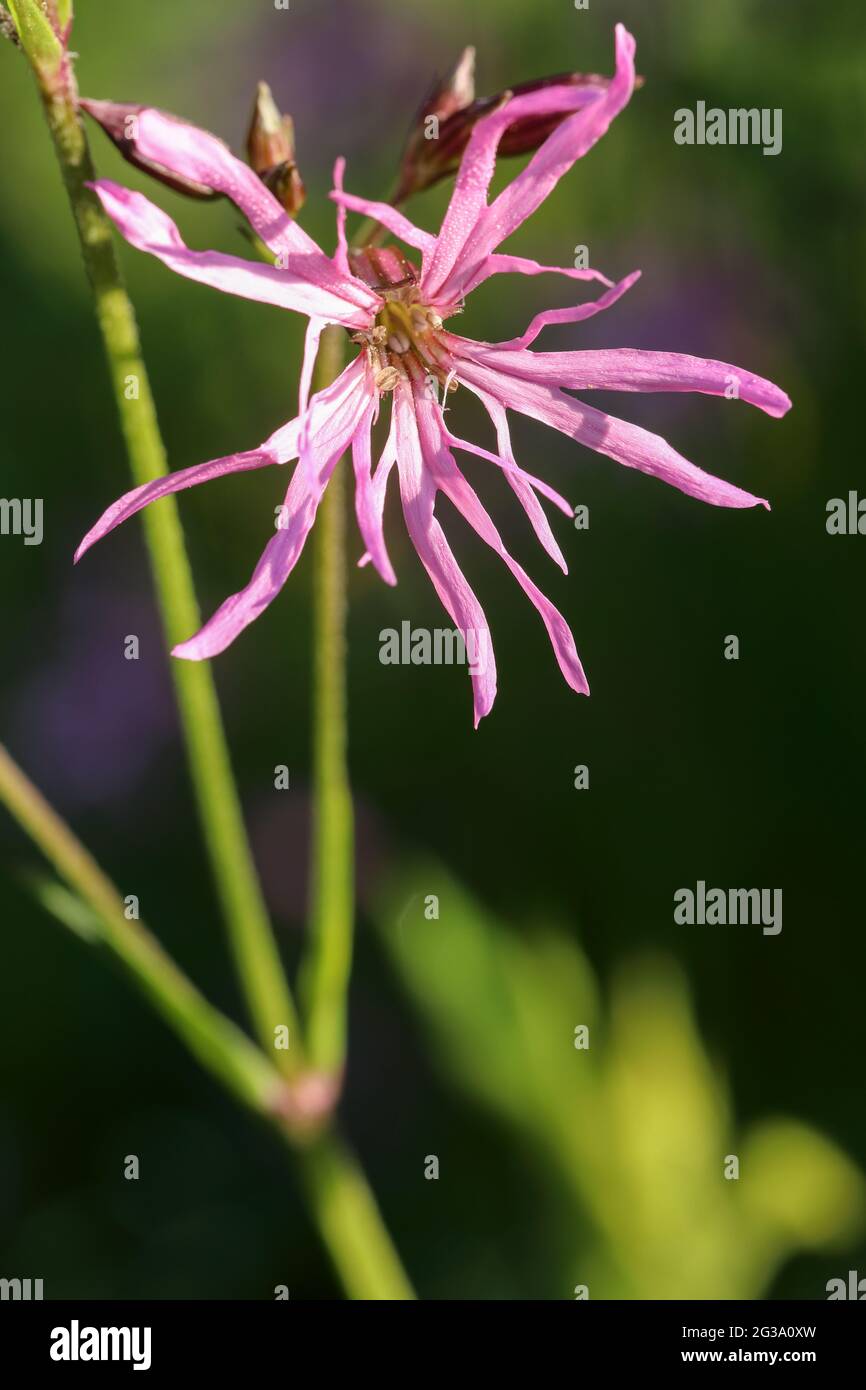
[396,48,476,200]
[396,66,642,202]
[261,158,306,218]
[421,45,476,125]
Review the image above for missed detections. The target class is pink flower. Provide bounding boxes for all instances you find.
[76,25,790,725]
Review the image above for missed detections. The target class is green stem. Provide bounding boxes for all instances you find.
[296,329,416,1297]
[0,741,415,1297]
[8,3,415,1299]
[302,326,355,1075]
[300,184,399,1068]
[0,743,285,1122]
[299,1133,415,1300]
[10,2,302,1075]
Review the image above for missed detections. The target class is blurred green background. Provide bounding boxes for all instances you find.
[1,0,864,1299]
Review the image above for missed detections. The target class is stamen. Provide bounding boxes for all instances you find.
[374,364,404,392]
[358,285,457,396]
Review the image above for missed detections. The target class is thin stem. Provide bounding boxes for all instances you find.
[10,3,302,1075]
[0,744,285,1121]
[299,1133,415,1300]
[296,327,416,1296]
[0,741,415,1297]
[302,326,355,1074]
[8,4,416,1299]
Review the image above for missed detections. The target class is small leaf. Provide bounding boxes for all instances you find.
[25,873,101,943]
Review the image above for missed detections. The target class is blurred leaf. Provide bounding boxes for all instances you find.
[742,1120,865,1251]
[25,873,101,943]
[376,864,866,1299]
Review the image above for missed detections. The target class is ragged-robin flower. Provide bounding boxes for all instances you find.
[75,24,791,725]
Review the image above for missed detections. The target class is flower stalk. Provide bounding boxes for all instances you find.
[8,0,302,1075]
[299,1132,415,1300]
[302,325,355,1078]
[6,1,415,1299]
[0,743,415,1297]
[0,743,288,1125]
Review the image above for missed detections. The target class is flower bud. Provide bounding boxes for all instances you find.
[498,70,643,157]
[425,45,477,125]
[80,99,221,200]
[246,81,293,173]
[246,81,306,217]
[396,47,476,201]
[396,64,637,202]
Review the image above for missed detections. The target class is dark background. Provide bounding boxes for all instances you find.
[0,0,863,1298]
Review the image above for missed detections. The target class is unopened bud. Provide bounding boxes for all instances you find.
[496,70,634,158]
[247,81,293,172]
[246,81,306,217]
[424,45,476,125]
[80,99,221,200]
[397,48,475,202]
[397,65,640,202]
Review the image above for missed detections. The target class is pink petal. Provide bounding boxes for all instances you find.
[173,465,327,661]
[393,385,497,727]
[129,107,374,310]
[448,389,569,572]
[90,180,373,328]
[425,25,636,304]
[443,425,573,517]
[468,345,792,417]
[422,82,612,302]
[330,185,436,257]
[174,359,373,659]
[412,379,588,696]
[352,399,397,585]
[357,410,399,572]
[74,448,282,564]
[75,358,365,562]
[299,316,327,421]
[332,157,351,276]
[458,252,615,301]
[469,270,642,349]
[455,354,771,510]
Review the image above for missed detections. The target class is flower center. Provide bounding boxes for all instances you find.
[348,245,457,396]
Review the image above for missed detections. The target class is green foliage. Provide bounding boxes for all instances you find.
[377,867,865,1299]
